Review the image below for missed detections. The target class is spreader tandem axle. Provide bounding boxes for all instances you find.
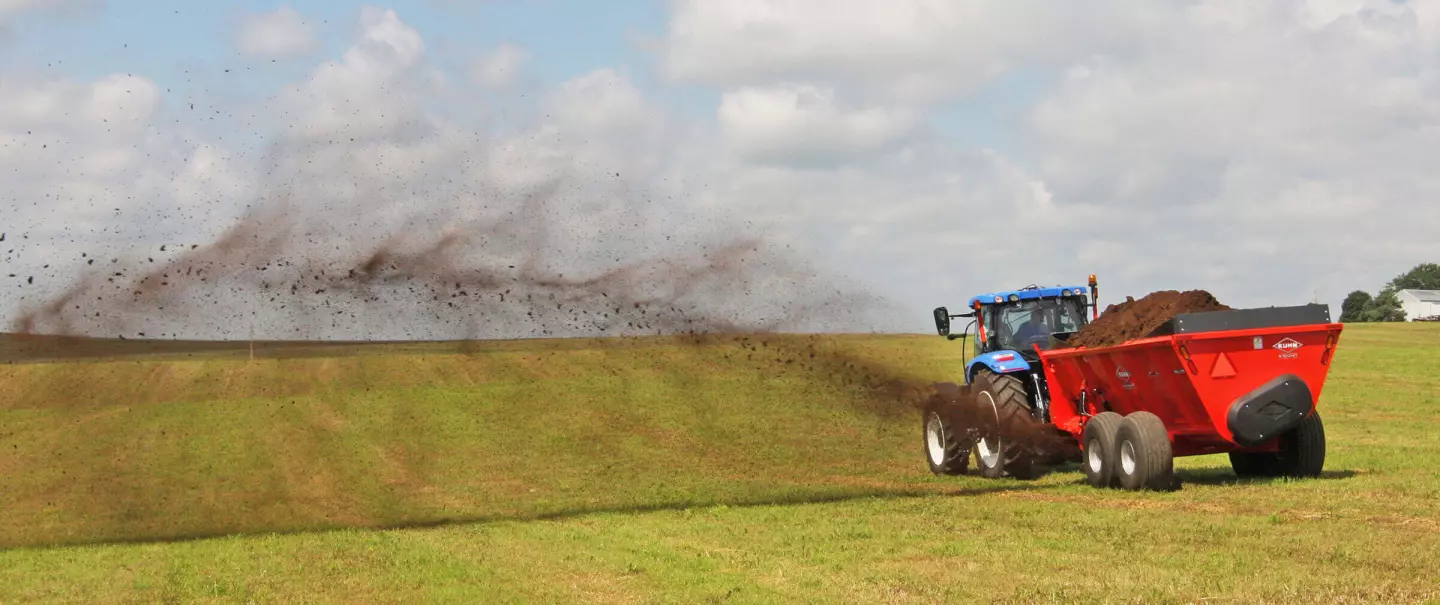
[923,276,1343,490]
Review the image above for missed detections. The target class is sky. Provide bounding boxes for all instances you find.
[2,0,1439,338]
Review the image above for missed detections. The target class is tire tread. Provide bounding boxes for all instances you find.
[1279,411,1325,478]
[1082,411,1124,488]
[922,384,972,476]
[1115,411,1174,491]
[972,371,1042,480]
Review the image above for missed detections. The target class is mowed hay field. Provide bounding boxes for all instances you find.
[1,325,1439,604]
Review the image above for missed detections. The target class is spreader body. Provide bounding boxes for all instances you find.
[1038,305,1342,457]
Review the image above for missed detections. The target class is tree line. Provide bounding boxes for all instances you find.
[1340,262,1440,322]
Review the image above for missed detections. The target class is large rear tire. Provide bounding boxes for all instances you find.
[922,383,972,476]
[1081,411,1123,488]
[1277,410,1326,478]
[1114,411,1175,491]
[1228,411,1326,479]
[970,371,1042,480]
[1228,451,1281,478]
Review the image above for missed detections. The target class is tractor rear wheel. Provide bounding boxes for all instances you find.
[1081,411,1123,488]
[1114,411,1175,491]
[970,370,1041,480]
[922,383,972,476]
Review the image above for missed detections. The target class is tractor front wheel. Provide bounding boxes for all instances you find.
[970,371,1041,480]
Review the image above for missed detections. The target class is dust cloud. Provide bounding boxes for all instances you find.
[10,141,888,342]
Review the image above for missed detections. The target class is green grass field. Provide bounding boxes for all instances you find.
[2,324,1438,603]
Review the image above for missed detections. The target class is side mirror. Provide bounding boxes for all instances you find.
[933,307,950,336]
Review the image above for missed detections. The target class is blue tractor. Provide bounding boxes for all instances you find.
[923,276,1099,479]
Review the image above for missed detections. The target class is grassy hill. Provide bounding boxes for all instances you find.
[0,333,946,547]
[1,324,1439,603]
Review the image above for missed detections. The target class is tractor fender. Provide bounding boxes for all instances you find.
[966,350,1032,383]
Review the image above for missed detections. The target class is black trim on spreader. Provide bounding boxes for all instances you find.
[1148,304,1332,338]
[1226,374,1315,447]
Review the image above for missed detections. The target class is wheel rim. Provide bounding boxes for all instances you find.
[1120,440,1136,475]
[925,413,946,465]
[976,391,1001,468]
[1087,438,1103,473]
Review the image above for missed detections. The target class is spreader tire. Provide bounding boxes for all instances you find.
[1114,411,1175,491]
[1229,411,1326,479]
[970,371,1041,480]
[922,384,972,476]
[1276,411,1326,478]
[1228,452,1281,478]
[1081,411,1124,488]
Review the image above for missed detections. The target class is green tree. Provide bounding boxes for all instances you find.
[1340,290,1372,322]
[1387,263,1440,291]
[1360,288,1407,322]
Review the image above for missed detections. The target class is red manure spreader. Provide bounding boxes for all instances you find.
[924,276,1343,491]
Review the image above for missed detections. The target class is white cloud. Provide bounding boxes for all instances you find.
[1019,0,1440,304]
[7,1,1440,337]
[657,0,1440,314]
[0,8,727,339]
[0,0,82,20]
[272,7,432,140]
[657,0,1167,105]
[470,43,526,88]
[0,73,159,131]
[0,0,48,18]
[0,73,165,227]
[718,85,921,166]
[0,70,256,323]
[547,68,652,135]
[236,6,318,58]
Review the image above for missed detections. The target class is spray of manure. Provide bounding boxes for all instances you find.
[6,136,1066,472]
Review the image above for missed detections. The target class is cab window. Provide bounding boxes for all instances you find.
[994,299,1086,351]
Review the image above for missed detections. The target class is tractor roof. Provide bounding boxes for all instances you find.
[968,286,1089,307]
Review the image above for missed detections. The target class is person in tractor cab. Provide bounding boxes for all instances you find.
[1013,311,1050,346]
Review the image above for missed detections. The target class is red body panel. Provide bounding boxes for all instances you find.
[1039,323,1343,457]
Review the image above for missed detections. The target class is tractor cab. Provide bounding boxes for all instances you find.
[933,278,1098,384]
[973,289,1091,358]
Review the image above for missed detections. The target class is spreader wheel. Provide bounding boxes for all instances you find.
[1081,411,1123,488]
[970,371,1041,480]
[922,384,972,476]
[1228,452,1281,478]
[1276,411,1326,478]
[1229,411,1326,479]
[1114,411,1175,491]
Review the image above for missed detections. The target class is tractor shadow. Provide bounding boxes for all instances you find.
[3,481,1048,552]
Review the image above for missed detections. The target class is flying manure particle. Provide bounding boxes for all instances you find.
[7,121,944,423]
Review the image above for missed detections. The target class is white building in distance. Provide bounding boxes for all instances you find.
[1398,289,1440,321]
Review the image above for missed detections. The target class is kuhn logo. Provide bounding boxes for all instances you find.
[1274,338,1302,358]
[1116,366,1135,389]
